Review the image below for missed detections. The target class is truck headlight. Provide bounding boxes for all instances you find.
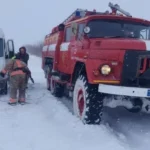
[100,65,111,75]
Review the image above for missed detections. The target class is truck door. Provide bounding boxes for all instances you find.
[58,26,71,73]
[0,38,5,70]
[70,22,88,61]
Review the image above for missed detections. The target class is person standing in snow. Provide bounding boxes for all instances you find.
[12,46,29,65]
[12,46,30,87]
[0,55,31,105]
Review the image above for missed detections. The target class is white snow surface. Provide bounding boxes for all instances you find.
[0,55,150,150]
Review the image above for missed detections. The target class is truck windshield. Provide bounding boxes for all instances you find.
[87,19,150,40]
[0,39,3,57]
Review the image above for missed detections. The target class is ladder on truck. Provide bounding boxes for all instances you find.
[62,2,132,24]
[108,2,132,17]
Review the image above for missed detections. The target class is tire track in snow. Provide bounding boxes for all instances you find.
[26,78,131,149]
[52,93,150,150]
[103,107,150,150]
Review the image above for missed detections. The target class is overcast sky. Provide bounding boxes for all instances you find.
[0,0,149,50]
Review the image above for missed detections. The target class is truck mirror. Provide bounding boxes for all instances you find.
[71,22,77,35]
[7,39,15,58]
[83,26,90,34]
[72,28,76,35]
[58,24,65,31]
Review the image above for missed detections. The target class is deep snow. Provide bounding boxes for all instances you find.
[0,55,150,150]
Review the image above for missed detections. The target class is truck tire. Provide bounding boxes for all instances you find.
[50,77,64,98]
[73,75,103,124]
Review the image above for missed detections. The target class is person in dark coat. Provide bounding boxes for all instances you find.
[12,46,30,87]
[12,46,29,65]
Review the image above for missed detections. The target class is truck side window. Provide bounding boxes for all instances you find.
[140,29,148,39]
[77,23,85,40]
[65,27,71,42]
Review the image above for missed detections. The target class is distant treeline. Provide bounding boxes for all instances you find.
[25,42,43,57]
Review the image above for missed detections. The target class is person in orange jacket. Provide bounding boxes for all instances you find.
[0,55,31,105]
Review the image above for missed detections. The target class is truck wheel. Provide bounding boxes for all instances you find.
[50,77,64,98]
[73,75,103,124]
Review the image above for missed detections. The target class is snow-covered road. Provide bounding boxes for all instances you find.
[0,55,150,150]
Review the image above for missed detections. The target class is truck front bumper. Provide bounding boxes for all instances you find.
[98,84,150,98]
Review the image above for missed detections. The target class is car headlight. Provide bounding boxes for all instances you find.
[100,65,111,75]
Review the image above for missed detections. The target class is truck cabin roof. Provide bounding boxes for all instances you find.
[47,3,150,37]
[65,15,150,26]
[47,16,150,36]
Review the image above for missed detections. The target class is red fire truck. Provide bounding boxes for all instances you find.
[42,2,150,124]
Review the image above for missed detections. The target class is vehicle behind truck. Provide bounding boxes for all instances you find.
[42,2,150,124]
[0,28,15,94]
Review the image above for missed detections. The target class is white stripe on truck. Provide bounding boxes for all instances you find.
[43,42,70,51]
[60,42,70,51]
[42,45,48,51]
[48,44,56,51]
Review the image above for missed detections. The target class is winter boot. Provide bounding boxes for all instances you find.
[8,102,17,106]
[8,98,17,106]
[18,99,26,105]
[19,101,26,105]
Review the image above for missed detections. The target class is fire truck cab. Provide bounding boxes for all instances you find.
[0,28,15,95]
[42,2,150,124]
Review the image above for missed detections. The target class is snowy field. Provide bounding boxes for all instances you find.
[0,55,150,150]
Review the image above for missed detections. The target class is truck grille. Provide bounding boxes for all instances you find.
[121,50,150,87]
[139,58,150,74]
